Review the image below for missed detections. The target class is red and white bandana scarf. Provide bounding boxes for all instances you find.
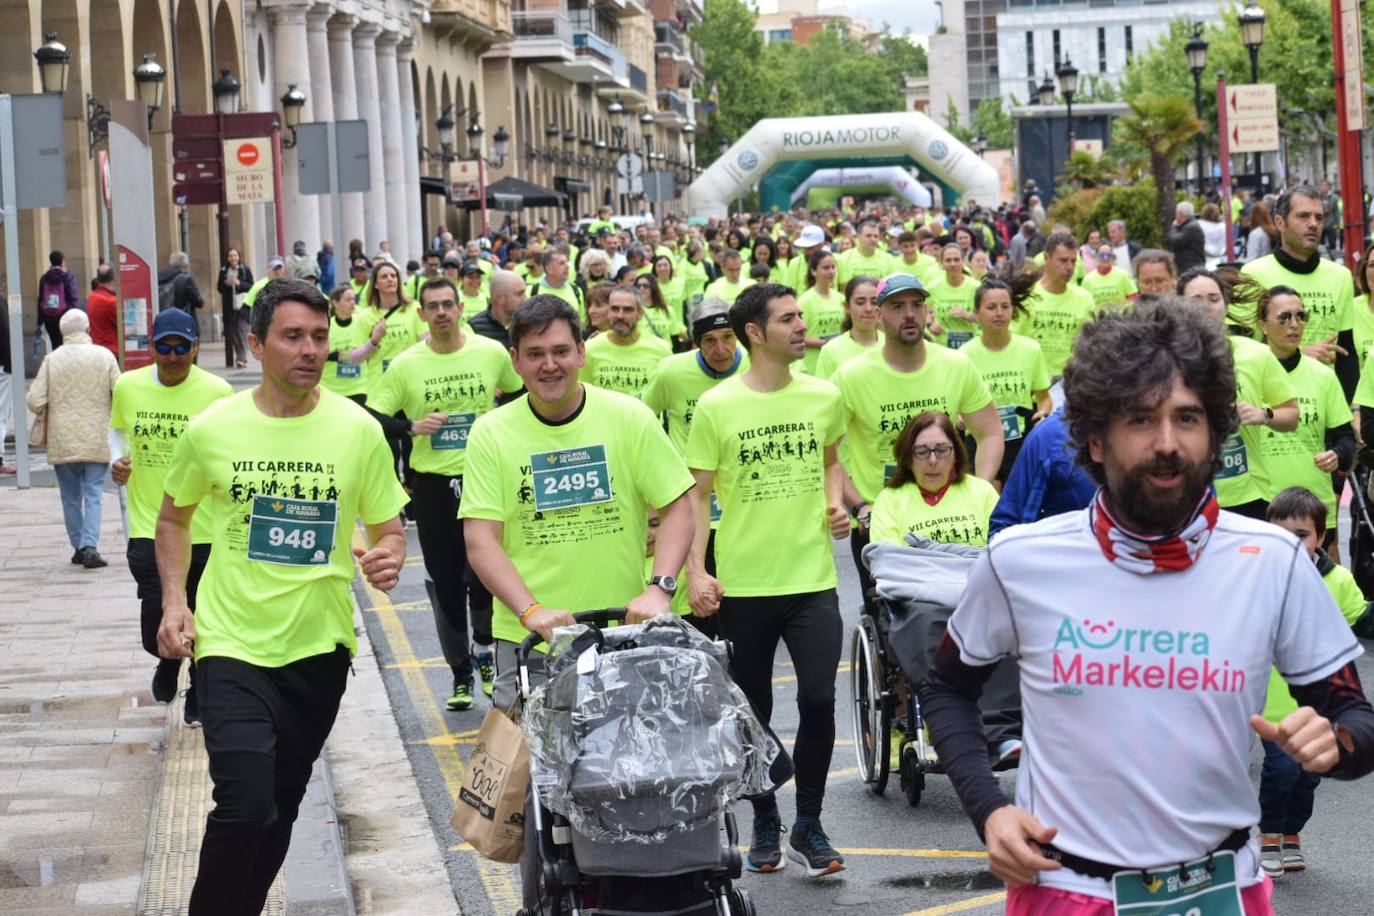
[1089,488,1220,574]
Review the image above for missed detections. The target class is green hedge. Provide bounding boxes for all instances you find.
[1046,181,1162,248]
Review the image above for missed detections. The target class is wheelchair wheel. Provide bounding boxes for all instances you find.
[727,888,756,916]
[849,615,891,795]
[899,744,925,808]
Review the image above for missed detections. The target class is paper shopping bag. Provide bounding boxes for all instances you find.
[451,706,529,862]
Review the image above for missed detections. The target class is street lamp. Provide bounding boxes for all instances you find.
[639,111,655,154]
[1056,58,1078,153]
[212,70,241,115]
[1036,73,1056,107]
[1185,23,1208,192]
[608,95,627,149]
[34,33,71,95]
[132,52,167,132]
[279,83,306,149]
[1240,0,1266,190]
[974,132,987,157]
[683,121,696,177]
[435,107,456,153]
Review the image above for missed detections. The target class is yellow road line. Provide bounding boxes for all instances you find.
[902,891,1006,915]
[382,656,450,670]
[352,530,521,913]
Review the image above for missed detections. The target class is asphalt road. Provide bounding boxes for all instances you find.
[353,527,1374,916]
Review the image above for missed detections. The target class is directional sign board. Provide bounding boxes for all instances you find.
[1340,0,1365,130]
[1225,84,1279,154]
[616,152,643,179]
[223,137,275,204]
[295,120,370,195]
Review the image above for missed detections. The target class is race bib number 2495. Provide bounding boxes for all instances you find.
[530,444,613,511]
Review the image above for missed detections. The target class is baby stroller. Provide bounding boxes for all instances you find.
[850,538,1019,806]
[516,611,780,916]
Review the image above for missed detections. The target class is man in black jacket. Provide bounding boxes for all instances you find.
[1164,202,1206,273]
[158,251,205,318]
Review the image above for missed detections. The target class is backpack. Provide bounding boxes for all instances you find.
[158,275,178,312]
[38,273,67,320]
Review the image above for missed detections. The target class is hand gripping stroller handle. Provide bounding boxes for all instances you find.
[514,608,629,684]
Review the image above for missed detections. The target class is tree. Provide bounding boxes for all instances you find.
[1113,93,1202,239]
[970,97,1014,149]
[1058,150,1118,189]
[692,0,773,165]
[944,98,973,143]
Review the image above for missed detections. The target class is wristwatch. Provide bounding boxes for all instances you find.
[648,574,678,597]
[1263,406,1274,426]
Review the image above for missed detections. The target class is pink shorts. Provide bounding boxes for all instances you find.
[1006,876,1273,915]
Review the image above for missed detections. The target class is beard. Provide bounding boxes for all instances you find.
[1102,446,1214,535]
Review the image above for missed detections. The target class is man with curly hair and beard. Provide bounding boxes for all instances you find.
[918,298,1374,915]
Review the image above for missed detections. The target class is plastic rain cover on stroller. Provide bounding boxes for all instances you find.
[521,615,780,845]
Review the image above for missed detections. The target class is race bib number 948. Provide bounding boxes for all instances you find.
[531,444,613,511]
[247,496,338,566]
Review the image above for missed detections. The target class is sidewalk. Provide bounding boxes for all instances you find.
[0,347,455,913]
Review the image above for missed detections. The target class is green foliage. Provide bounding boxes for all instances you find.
[1058,150,1118,189]
[944,98,973,143]
[1114,92,1202,237]
[970,97,1014,149]
[1046,188,1104,236]
[1046,181,1163,248]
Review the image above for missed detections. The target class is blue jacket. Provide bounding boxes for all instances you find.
[989,406,1098,538]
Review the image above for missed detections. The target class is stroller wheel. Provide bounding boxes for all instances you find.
[899,746,925,808]
[849,616,890,794]
[726,888,756,916]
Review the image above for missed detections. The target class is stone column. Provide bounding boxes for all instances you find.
[270,5,321,250]
[375,31,409,258]
[306,7,334,248]
[328,14,366,251]
[353,22,388,253]
[396,39,423,258]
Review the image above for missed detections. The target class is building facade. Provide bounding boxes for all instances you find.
[0,0,700,356]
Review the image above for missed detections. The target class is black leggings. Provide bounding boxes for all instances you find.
[127,537,211,658]
[410,471,494,684]
[849,525,877,614]
[190,645,350,915]
[719,590,841,820]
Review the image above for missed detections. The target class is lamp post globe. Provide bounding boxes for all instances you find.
[133,53,167,128]
[279,84,306,129]
[1036,73,1055,107]
[34,32,71,95]
[212,70,241,115]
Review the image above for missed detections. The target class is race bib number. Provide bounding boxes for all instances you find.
[431,413,475,451]
[337,359,360,379]
[531,444,613,511]
[709,490,722,524]
[997,405,1023,442]
[947,331,973,350]
[883,462,898,485]
[1215,435,1248,480]
[247,496,337,566]
[1110,849,1243,916]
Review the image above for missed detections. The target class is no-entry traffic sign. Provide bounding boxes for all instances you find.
[223,137,275,204]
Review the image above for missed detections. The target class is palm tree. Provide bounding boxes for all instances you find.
[1058,150,1119,190]
[1113,93,1202,238]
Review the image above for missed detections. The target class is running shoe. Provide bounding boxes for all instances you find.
[746,812,785,873]
[476,652,495,698]
[1259,834,1284,878]
[182,686,202,728]
[447,680,474,711]
[152,659,180,703]
[1281,835,1305,872]
[787,820,845,877]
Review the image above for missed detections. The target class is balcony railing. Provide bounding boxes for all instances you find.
[629,64,648,94]
[573,30,627,76]
[657,88,688,117]
[512,9,573,40]
[654,22,685,53]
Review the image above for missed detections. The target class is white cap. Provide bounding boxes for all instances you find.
[887,224,905,239]
[795,224,825,248]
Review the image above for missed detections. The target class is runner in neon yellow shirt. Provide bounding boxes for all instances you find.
[797,250,846,374]
[1079,242,1138,312]
[320,285,381,402]
[156,279,407,912]
[684,281,850,877]
[367,277,521,708]
[357,261,421,391]
[649,254,687,329]
[529,247,585,320]
[633,272,687,348]
[893,230,941,285]
[581,285,672,396]
[110,308,232,714]
[961,276,1052,485]
[837,220,894,286]
[680,241,712,305]
[457,261,489,319]
[815,276,883,380]
[926,244,978,349]
[1022,232,1095,376]
[703,249,755,305]
[1352,251,1374,370]
[1180,271,1298,517]
[460,294,695,710]
[868,412,1001,547]
[787,224,828,292]
[1254,286,1354,538]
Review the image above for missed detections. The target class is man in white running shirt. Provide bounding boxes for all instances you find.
[920,298,1374,916]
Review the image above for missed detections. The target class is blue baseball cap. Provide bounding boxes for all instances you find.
[152,307,198,342]
[875,272,928,305]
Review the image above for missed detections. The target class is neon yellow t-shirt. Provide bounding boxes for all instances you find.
[1079,267,1138,312]
[110,365,233,542]
[926,276,978,349]
[322,314,371,399]
[1352,293,1374,371]
[581,332,672,397]
[1256,354,1351,517]
[961,334,1050,440]
[640,306,686,344]
[459,386,695,646]
[460,290,489,317]
[869,476,1001,547]
[797,286,847,374]
[815,331,883,381]
[242,276,271,309]
[830,346,993,503]
[685,373,846,597]
[163,389,408,667]
[1215,335,1297,508]
[680,260,710,304]
[838,248,894,286]
[1263,559,1365,723]
[642,349,748,456]
[656,276,687,315]
[1241,254,1355,347]
[533,280,584,320]
[1023,281,1095,376]
[894,253,942,286]
[703,276,755,305]
[359,302,424,393]
[367,335,521,476]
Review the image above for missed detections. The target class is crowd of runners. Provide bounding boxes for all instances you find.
[87,183,1374,913]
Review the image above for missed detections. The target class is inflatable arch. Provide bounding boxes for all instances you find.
[687,112,999,219]
[789,166,933,208]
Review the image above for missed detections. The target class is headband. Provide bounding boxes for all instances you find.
[692,313,731,342]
